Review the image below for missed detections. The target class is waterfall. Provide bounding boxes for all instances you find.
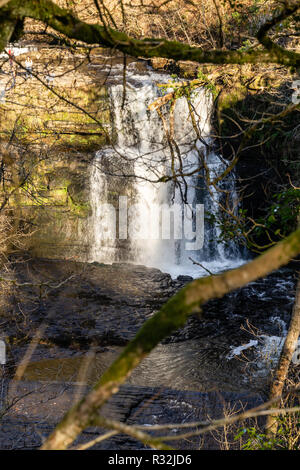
[89,71,244,277]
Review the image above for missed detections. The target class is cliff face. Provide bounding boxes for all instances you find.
[0,45,115,260]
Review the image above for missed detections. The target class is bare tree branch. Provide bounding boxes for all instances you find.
[0,0,299,66]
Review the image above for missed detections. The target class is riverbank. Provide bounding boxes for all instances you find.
[0,257,298,449]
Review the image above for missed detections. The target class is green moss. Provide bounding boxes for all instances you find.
[67,194,91,217]
[0,79,111,150]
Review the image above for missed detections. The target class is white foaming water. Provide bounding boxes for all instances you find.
[89,72,245,277]
[255,335,300,370]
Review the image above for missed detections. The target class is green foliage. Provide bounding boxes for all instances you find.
[231,11,242,23]
[248,0,263,15]
[238,39,252,52]
[256,189,300,239]
[159,70,218,102]
[197,70,218,97]
[204,187,300,251]
[235,411,300,450]
[235,426,278,450]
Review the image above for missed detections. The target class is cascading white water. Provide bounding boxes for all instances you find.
[89,71,244,277]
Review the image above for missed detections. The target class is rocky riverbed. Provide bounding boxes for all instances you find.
[0,256,298,449]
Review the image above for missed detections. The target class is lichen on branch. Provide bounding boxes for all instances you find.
[1,0,300,67]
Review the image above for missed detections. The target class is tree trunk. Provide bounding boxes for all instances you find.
[265,272,300,436]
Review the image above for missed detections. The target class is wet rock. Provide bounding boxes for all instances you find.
[2,258,297,355]
[1,258,179,349]
[0,379,264,450]
[177,275,194,282]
